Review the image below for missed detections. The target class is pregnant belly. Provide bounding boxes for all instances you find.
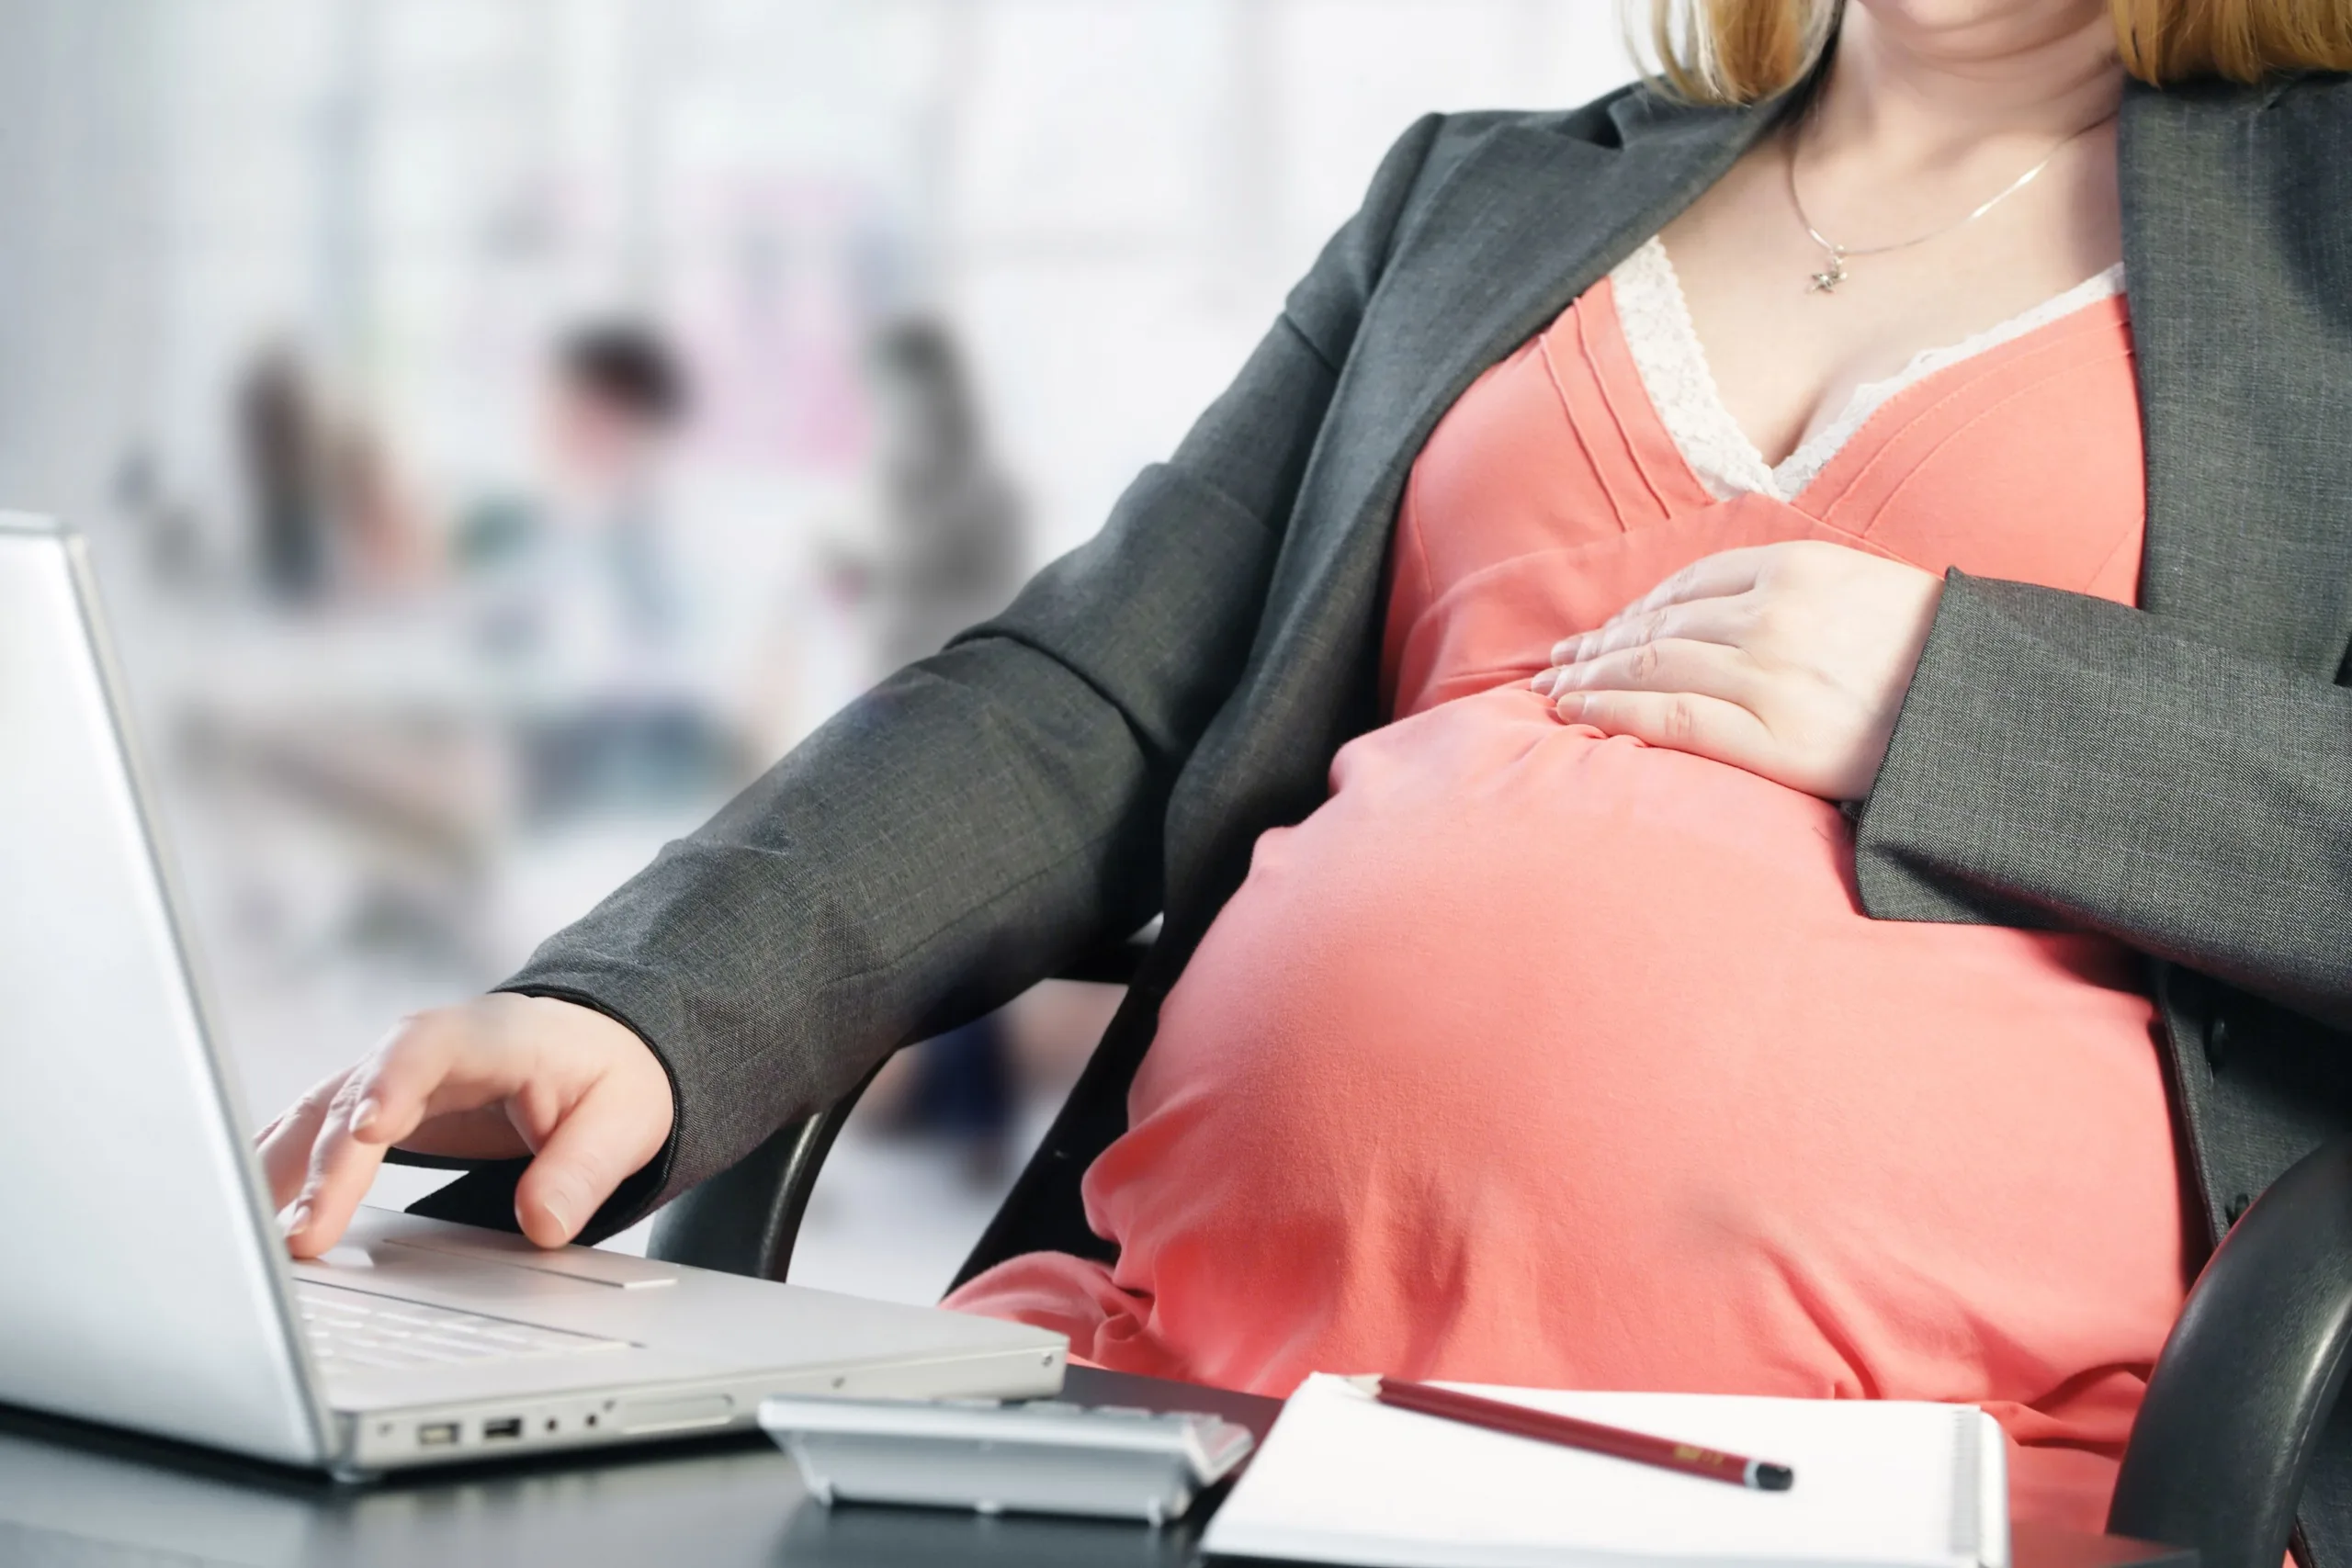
[1064,685,2183,1513]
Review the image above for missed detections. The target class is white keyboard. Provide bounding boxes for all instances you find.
[297,1280,631,1370]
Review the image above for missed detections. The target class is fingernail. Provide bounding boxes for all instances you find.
[1530,668,1558,695]
[540,1190,572,1239]
[1553,693,1586,719]
[348,1097,379,1135]
[278,1201,310,1238]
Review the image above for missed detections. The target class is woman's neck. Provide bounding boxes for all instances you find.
[1807,2,2126,166]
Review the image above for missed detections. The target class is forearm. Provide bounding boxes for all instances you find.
[1855,570,2352,1025]
[502,655,1152,1198]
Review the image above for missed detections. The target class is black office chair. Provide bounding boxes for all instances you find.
[634,938,2352,1568]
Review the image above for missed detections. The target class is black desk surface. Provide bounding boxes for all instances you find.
[0,1368,2196,1568]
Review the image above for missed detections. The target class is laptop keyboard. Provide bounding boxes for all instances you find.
[297,1280,632,1370]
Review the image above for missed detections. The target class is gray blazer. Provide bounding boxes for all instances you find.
[492,70,2352,1542]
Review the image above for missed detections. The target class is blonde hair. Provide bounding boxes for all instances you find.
[1639,0,2352,104]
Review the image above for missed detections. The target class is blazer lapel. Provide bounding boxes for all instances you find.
[1162,93,1776,919]
[1274,94,1779,639]
[2123,76,2352,673]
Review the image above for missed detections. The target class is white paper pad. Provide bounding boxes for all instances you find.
[1201,1374,2008,1568]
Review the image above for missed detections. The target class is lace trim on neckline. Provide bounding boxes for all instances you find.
[1608,234,2126,503]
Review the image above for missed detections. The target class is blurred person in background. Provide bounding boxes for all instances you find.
[834,318,1027,673]
[236,345,435,604]
[832,317,1029,1180]
[458,321,691,664]
[237,347,334,603]
[260,0,2352,1533]
[457,322,739,823]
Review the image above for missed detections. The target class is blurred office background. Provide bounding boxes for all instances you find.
[0,0,1637,1302]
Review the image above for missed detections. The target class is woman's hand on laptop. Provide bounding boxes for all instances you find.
[256,994,674,1258]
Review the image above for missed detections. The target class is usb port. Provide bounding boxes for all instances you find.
[417,1423,459,1447]
[482,1417,524,1441]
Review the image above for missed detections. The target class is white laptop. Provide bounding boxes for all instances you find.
[0,514,1067,1477]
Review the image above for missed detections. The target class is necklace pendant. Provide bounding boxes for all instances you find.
[1809,252,1849,293]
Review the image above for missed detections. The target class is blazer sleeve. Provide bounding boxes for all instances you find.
[1854,570,2352,1029]
[467,114,1453,1239]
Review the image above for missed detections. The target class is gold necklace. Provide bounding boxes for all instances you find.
[1785,113,2113,293]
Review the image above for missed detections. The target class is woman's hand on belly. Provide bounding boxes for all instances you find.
[1531,540,1943,803]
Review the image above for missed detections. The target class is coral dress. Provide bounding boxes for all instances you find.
[948,239,2186,1529]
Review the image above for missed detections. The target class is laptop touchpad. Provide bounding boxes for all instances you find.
[377,1234,681,1290]
[300,1236,680,1301]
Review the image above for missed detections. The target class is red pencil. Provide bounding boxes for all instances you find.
[1347,1376,1795,1492]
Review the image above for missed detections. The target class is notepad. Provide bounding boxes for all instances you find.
[1201,1374,2007,1568]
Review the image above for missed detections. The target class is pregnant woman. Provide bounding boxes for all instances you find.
[259,0,2352,1533]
